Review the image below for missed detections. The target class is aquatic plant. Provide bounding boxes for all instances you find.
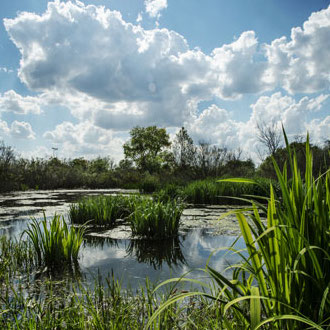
[70,194,184,238]
[0,236,35,281]
[69,195,136,226]
[129,198,183,239]
[22,213,86,268]
[171,177,275,205]
[149,131,330,329]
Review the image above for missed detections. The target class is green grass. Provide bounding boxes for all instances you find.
[69,194,184,239]
[69,194,136,226]
[149,131,330,329]
[129,198,183,239]
[22,213,86,269]
[156,177,277,205]
[0,236,35,281]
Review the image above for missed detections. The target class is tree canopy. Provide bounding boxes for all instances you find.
[123,126,171,173]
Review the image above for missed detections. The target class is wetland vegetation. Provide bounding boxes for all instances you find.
[0,128,329,328]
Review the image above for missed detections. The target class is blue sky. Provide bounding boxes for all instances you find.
[0,0,329,161]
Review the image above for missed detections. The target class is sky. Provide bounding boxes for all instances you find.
[0,0,329,162]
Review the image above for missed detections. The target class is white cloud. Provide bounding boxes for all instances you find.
[136,12,143,23]
[2,2,330,160]
[43,121,125,161]
[144,0,167,18]
[0,67,14,73]
[0,120,10,136]
[211,31,271,99]
[0,90,42,114]
[9,121,36,139]
[264,5,330,93]
[306,116,330,144]
[187,93,329,160]
[5,1,330,133]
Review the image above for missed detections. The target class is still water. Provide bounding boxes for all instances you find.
[0,189,245,289]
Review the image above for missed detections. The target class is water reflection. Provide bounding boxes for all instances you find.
[0,190,246,291]
[79,229,244,289]
[126,238,186,270]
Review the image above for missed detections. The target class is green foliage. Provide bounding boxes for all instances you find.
[0,236,35,281]
[129,198,183,239]
[69,194,183,238]
[139,174,161,193]
[123,126,172,173]
[156,183,183,202]
[172,126,195,170]
[69,195,135,226]
[178,177,274,205]
[23,214,86,269]
[258,140,329,180]
[150,131,330,329]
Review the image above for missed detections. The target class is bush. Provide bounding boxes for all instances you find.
[139,175,160,193]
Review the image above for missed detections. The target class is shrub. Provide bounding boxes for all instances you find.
[139,175,160,193]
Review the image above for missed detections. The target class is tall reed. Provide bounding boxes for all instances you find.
[23,213,86,268]
[69,195,136,226]
[129,198,183,239]
[149,131,330,329]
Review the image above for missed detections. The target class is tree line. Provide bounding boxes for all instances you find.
[0,126,329,192]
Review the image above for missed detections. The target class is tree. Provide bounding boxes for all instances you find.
[257,121,282,157]
[123,126,171,173]
[0,140,16,191]
[172,127,195,170]
[194,141,228,178]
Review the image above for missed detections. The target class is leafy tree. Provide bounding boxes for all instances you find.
[258,141,329,179]
[123,126,171,173]
[0,140,16,191]
[172,127,195,170]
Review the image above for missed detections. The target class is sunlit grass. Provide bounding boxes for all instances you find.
[148,130,330,329]
[69,194,136,226]
[129,198,183,239]
[69,194,184,238]
[22,213,86,269]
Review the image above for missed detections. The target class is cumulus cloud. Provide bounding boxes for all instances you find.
[187,92,329,160]
[0,90,42,114]
[264,5,330,93]
[43,121,125,161]
[9,121,36,139]
[3,1,330,160]
[4,1,330,133]
[144,0,167,18]
[0,120,10,136]
[211,31,271,99]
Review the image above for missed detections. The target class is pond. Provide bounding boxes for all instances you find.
[0,189,245,290]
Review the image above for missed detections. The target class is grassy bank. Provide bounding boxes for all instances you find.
[156,177,278,205]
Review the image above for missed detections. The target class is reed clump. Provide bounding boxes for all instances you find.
[149,131,330,329]
[157,177,275,205]
[23,213,86,268]
[69,194,184,238]
[69,194,136,226]
[129,198,183,239]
